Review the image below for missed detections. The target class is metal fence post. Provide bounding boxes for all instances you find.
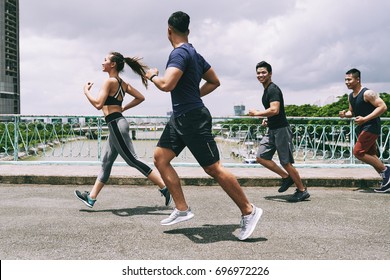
[97,117,102,161]
[13,115,19,161]
[350,118,355,165]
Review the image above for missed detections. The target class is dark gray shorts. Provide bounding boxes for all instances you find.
[157,107,220,167]
[256,126,294,165]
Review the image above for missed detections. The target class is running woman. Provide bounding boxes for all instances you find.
[74,52,171,208]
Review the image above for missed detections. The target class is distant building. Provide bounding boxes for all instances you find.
[0,0,20,115]
[234,105,245,116]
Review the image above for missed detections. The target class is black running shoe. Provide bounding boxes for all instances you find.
[379,166,390,188]
[159,187,172,206]
[278,176,294,193]
[288,188,310,202]
[374,183,390,193]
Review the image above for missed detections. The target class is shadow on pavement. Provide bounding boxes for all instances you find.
[79,206,170,217]
[354,187,378,193]
[264,194,312,203]
[164,224,267,243]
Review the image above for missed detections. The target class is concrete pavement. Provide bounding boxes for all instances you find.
[0,163,389,260]
[0,184,389,260]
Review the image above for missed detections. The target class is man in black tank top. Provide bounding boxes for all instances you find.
[339,68,389,192]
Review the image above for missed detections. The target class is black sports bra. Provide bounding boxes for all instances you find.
[104,77,125,106]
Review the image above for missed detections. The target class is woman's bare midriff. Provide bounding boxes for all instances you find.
[102,105,122,117]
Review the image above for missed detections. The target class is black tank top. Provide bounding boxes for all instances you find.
[104,77,125,106]
[349,87,380,134]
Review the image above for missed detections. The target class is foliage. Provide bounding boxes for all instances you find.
[224,92,389,125]
[285,93,390,118]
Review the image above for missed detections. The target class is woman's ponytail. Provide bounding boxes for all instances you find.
[110,52,149,88]
[124,57,149,89]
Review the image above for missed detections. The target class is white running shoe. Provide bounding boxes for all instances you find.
[238,204,263,240]
[161,207,194,226]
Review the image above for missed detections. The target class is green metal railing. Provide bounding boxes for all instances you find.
[0,114,389,168]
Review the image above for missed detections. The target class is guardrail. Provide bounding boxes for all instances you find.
[0,114,389,168]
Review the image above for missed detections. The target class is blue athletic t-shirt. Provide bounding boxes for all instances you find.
[166,43,211,117]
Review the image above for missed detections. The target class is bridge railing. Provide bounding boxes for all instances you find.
[0,114,389,168]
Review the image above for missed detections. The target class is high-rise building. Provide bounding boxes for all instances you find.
[234,105,245,116]
[0,0,20,115]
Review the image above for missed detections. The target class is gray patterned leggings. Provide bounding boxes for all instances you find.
[98,112,152,183]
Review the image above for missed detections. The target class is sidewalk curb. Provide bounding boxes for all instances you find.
[0,175,380,188]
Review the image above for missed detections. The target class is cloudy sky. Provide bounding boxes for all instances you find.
[19,0,390,117]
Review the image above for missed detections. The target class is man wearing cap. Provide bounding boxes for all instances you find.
[145,11,262,241]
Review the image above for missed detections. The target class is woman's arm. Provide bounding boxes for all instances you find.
[122,83,145,112]
[83,80,110,110]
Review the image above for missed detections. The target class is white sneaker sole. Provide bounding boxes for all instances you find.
[161,212,194,226]
[374,187,390,193]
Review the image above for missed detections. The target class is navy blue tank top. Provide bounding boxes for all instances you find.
[349,87,380,134]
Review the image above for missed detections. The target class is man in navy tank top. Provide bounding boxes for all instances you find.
[339,68,389,192]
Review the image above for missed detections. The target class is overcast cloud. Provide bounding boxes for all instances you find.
[19,0,390,117]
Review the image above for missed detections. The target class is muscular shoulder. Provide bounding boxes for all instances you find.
[170,46,189,60]
[267,83,281,91]
[168,47,189,71]
[363,89,379,102]
[266,83,282,96]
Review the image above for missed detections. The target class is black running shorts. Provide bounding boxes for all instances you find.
[157,106,220,167]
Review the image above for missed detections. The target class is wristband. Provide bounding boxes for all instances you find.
[149,74,157,81]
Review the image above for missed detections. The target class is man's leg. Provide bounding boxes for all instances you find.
[282,163,310,202]
[203,161,252,216]
[256,157,289,178]
[154,146,188,211]
[282,163,305,191]
[154,147,194,225]
[356,153,385,173]
[354,132,385,173]
[256,131,290,181]
[203,161,263,240]
[356,153,390,191]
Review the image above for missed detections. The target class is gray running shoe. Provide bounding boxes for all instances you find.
[74,190,96,208]
[288,188,310,202]
[238,204,263,241]
[160,207,194,226]
[278,176,294,193]
[159,187,172,206]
